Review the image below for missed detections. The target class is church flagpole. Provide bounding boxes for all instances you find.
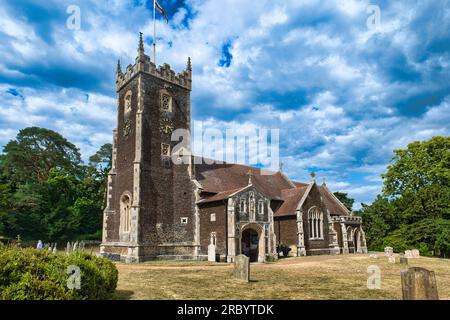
[153,0,156,65]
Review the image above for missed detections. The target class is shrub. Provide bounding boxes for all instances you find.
[381,219,450,257]
[0,246,118,300]
[277,244,292,257]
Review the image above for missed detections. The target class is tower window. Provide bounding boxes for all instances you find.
[120,194,131,234]
[161,93,172,112]
[210,213,216,222]
[161,143,171,157]
[124,91,132,114]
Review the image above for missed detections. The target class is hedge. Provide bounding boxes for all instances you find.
[0,245,118,300]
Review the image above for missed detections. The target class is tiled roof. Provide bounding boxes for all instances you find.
[319,185,350,216]
[197,188,243,204]
[193,157,350,217]
[194,157,292,200]
[273,186,308,217]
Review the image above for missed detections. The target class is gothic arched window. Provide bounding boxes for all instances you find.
[120,194,131,234]
[308,207,323,240]
[240,198,247,213]
[258,200,264,215]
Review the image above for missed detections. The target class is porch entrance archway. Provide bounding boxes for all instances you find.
[241,228,259,262]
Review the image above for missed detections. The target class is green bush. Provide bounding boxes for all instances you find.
[381,219,450,257]
[0,246,118,300]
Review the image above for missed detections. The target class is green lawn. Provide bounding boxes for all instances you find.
[114,253,450,300]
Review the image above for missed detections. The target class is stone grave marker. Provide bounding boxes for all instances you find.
[208,244,216,262]
[384,247,393,257]
[412,249,420,258]
[401,267,439,300]
[399,253,408,265]
[388,255,396,264]
[234,254,250,282]
[405,250,413,259]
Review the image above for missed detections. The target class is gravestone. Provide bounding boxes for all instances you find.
[412,249,420,258]
[234,255,250,282]
[208,244,216,262]
[388,255,396,264]
[405,250,413,259]
[66,242,71,255]
[384,247,393,257]
[53,244,57,254]
[399,253,408,265]
[401,267,439,300]
[369,254,379,259]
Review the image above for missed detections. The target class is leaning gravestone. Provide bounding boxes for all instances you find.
[208,244,216,262]
[401,267,439,300]
[234,255,250,282]
[399,253,408,265]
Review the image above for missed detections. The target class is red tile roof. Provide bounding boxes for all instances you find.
[273,186,308,217]
[193,157,350,217]
[319,185,350,216]
[194,157,292,200]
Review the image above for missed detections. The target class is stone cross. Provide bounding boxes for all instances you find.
[401,267,439,300]
[234,255,250,282]
[208,244,216,262]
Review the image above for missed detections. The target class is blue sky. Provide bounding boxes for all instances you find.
[1,0,449,208]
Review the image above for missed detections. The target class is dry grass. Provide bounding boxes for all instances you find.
[115,254,450,300]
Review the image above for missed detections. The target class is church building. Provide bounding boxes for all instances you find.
[100,34,367,263]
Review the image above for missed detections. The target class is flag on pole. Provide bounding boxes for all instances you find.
[155,0,169,23]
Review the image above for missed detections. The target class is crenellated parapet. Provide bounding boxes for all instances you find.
[331,215,363,223]
[117,33,192,91]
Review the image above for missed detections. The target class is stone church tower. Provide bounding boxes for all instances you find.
[100,33,197,262]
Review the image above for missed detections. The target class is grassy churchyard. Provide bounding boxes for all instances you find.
[115,254,450,300]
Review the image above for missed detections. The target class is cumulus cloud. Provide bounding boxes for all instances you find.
[0,0,449,207]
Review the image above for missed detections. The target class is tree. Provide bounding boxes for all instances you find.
[0,127,108,242]
[333,192,354,211]
[383,136,450,222]
[358,136,450,255]
[89,143,112,173]
[2,127,82,185]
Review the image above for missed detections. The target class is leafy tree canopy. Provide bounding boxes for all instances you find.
[2,127,82,185]
[333,192,354,211]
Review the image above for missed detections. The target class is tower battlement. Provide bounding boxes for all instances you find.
[117,34,192,91]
